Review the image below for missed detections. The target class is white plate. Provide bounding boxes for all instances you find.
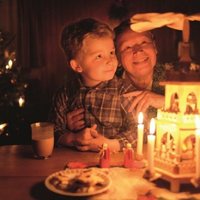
[45,168,112,196]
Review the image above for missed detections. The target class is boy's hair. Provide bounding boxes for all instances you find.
[61,18,114,66]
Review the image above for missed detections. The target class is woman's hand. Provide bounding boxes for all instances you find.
[66,108,85,131]
[123,91,164,115]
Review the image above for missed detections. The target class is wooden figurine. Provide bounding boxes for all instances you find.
[123,143,134,168]
[99,143,110,168]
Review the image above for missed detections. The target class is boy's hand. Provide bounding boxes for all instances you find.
[76,133,106,152]
[66,108,85,131]
[74,124,105,152]
[73,124,97,145]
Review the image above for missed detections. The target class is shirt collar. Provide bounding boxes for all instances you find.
[122,71,152,90]
[78,77,112,90]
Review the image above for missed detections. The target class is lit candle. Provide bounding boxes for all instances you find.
[137,112,144,156]
[18,97,25,107]
[195,115,200,179]
[147,118,156,175]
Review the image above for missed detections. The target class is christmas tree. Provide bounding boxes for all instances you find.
[0,29,28,144]
[0,30,27,107]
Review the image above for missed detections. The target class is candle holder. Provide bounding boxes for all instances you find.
[143,169,161,182]
[123,143,134,168]
[154,79,200,192]
[135,153,144,161]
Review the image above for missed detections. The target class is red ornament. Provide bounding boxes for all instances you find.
[123,143,134,168]
[99,143,110,168]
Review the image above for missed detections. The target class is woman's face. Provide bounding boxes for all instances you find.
[116,29,157,80]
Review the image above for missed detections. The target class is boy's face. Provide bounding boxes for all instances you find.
[71,36,118,87]
[116,29,157,80]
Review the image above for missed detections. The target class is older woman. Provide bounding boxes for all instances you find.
[114,19,165,120]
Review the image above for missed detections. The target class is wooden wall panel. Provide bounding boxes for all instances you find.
[1,0,200,121]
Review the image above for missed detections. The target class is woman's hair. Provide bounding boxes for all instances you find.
[114,19,131,42]
[114,18,155,43]
[60,18,114,65]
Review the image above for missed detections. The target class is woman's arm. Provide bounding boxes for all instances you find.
[123,90,164,116]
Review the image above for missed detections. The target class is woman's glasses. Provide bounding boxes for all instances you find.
[120,41,154,55]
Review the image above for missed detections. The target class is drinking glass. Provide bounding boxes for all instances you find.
[31,122,54,159]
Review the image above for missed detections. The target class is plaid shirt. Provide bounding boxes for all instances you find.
[50,75,137,151]
[117,63,166,140]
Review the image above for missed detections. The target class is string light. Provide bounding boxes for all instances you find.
[8,60,13,68]
[0,123,7,135]
[18,97,25,107]
[0,123,7,131]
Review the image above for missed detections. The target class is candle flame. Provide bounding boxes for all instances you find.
[150,118,156,134]
[138,112,143,124]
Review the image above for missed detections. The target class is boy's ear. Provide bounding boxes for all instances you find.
[70,59,82,73]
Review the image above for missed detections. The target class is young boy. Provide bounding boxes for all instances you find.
[50,18,136,152]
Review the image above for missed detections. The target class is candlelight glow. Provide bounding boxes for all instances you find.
[35,122,40,127]
[150,118,156,134]
[195,115,200,129]
[18,97,25,107]
[195,115,200,179]
[138,112,143,124]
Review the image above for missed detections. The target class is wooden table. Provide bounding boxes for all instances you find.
[0,145,124,200]
[0,145,200,200]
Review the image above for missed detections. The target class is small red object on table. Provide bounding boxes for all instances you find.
[123,143,134,168]
[99,143,110,168]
